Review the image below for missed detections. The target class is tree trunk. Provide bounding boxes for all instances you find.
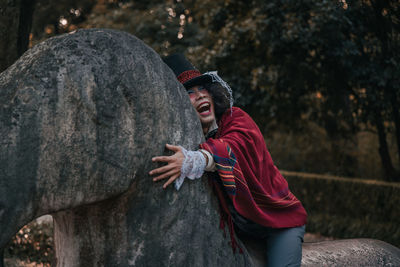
[374,110,397,181]
[0,0,35,73]
[370,0,399,181]
[391,93,400,171]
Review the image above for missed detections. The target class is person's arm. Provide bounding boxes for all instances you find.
[199,149,216,172]
[149,144,214,190]
[149,144,184,189]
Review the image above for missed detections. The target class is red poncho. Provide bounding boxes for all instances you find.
[200,107,307,230]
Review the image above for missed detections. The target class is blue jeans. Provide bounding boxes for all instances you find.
[231,209,305,266]
[263,225,305,267]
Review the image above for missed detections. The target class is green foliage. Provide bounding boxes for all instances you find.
[4,220,53,265]
[266,121,359,178]
[77,0,203,57]
[188,0,399,131]
[285,171,400,247]
[190,0,400,180]
[28,0,400,180]
[32,0,95,40]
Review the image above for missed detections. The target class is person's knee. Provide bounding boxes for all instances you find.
[266,225,305,267]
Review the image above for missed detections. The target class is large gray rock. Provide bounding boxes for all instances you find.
[301,239,400,266]
[241,234,400,266]
[0,29,251,266]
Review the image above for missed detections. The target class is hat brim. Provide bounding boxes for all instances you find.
[182,74,212,89]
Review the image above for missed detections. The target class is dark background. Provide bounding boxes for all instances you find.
[1,0,400,182]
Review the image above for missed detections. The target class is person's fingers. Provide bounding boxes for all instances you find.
[151,155,172,163]
[166,143,181,152]
[149,163,175,176]
[163,173,180,189]
[153,169,179,182]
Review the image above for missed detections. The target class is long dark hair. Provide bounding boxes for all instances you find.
[203,82,231,122]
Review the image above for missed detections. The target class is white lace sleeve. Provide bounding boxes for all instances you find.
[175,146,206,190]
[199,149,216,172]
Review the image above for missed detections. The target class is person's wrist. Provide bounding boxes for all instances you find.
[199,150,209,165]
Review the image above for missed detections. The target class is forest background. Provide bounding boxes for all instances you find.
[2,0,400,182]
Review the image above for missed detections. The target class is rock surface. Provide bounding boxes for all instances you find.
[0,29,251,266]
[241,235,400,267]
[302,239,400,266]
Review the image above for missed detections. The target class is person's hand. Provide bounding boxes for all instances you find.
[149,144,184,189]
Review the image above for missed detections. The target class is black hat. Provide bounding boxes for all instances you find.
[163,53,212,89]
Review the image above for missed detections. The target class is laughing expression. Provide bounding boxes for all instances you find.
[187,85,216,134]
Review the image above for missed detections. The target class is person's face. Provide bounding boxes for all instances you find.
[188,85,215,133]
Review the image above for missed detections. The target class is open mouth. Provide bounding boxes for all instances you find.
[197,102,211,115]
